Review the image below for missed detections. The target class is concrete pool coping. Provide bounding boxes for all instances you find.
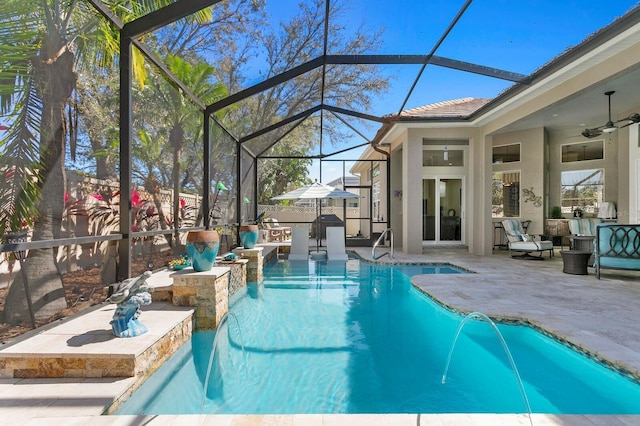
[2,246,640,425]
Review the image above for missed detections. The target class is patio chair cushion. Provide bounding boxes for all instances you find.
[502,219,526,243]
[289,227,309,261]
[568,218,602,236]
[326,226,348,261]
[508,240,554,251]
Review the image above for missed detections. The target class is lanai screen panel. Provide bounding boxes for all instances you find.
[140,4,257,100]
[129,52,200,238]
[243,116,310,158]
[318,112,372,157]
[321,63,391,116]
[0,0,117,242]
[257,157,314,206]
[63,5,122,271]
[403,64,514,112]
[209,118,237,227]
[239,147,256,224]
[118,0,180,23]
[222,69,324,142]
[322,63,423,120]
[198,2,326,96]
[255,115,319,206]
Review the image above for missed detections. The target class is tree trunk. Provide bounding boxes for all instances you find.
[4,32,74,325]
[94,141,118,181]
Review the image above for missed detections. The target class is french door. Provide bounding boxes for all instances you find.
[422,178,463,243]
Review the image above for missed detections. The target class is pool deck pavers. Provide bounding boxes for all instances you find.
[2,246,640,425]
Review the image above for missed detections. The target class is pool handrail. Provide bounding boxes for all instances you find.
[372,228,394,261]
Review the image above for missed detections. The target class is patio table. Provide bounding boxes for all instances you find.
[560,250,592,275]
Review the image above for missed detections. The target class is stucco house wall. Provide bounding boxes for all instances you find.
[492,128,547,235]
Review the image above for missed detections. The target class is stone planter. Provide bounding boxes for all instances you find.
[186,230,220,272]
[239,224,259,249]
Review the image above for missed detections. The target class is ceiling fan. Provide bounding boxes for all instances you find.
[580,91,640,138]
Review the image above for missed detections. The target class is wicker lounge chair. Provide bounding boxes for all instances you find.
[263,218,292,242]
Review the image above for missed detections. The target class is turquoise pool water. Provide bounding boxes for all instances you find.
[117,258,640,415]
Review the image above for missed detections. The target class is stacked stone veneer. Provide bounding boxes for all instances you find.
[0,304,193,379]
[232,247,264,282]
[171,266,230,330]
[219,258,248,296]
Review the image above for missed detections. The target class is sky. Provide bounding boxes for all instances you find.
[257,0,640,184]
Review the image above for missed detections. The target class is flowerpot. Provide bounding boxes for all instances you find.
[239,224,259,249]
[186,230,220,272]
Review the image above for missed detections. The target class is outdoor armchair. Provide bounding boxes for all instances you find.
[502,219,554,260]
[263,218,292,242]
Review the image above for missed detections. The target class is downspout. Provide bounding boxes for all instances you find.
[372,143,390,158]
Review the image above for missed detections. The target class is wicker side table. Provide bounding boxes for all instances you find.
[560,250,591,275]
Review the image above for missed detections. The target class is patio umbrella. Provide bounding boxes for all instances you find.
[272,181,360,251]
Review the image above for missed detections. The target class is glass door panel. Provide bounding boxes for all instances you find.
[423,180,436,241]
[440,178,462,241]
[423,178,463,243]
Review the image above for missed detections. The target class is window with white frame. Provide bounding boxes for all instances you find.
[561,140,604,163]
[492,143,520,164]
[561,169,603,215]
[492,171,520,217]
[369,164,380,181]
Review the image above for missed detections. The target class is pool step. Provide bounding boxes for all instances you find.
[0,302,194,379]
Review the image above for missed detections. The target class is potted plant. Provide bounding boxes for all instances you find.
[551,206,562,219]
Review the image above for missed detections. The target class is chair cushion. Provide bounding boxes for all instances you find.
[510,240,553,251]
[569,218,603,236]
[502,219,525,243]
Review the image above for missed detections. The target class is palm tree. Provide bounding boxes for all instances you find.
[0,0,212,325]
[159,55,228,247]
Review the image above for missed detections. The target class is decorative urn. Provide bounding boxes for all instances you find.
[186,230,220,271]
[239,224,260,249]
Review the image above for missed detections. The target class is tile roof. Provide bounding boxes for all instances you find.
[397,97,493,118]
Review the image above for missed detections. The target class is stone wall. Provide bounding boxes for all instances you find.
[171,266,230,330]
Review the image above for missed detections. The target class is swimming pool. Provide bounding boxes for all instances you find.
[116,258,640,415]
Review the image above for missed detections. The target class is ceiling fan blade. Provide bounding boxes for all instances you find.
[581,128,602,138]
[618,113,640,128]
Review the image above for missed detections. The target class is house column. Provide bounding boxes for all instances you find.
[471,134,494,256]
[402,134,423,254]
[630,124,640,223]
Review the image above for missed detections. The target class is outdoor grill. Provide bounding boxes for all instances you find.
[310,214,343,239]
